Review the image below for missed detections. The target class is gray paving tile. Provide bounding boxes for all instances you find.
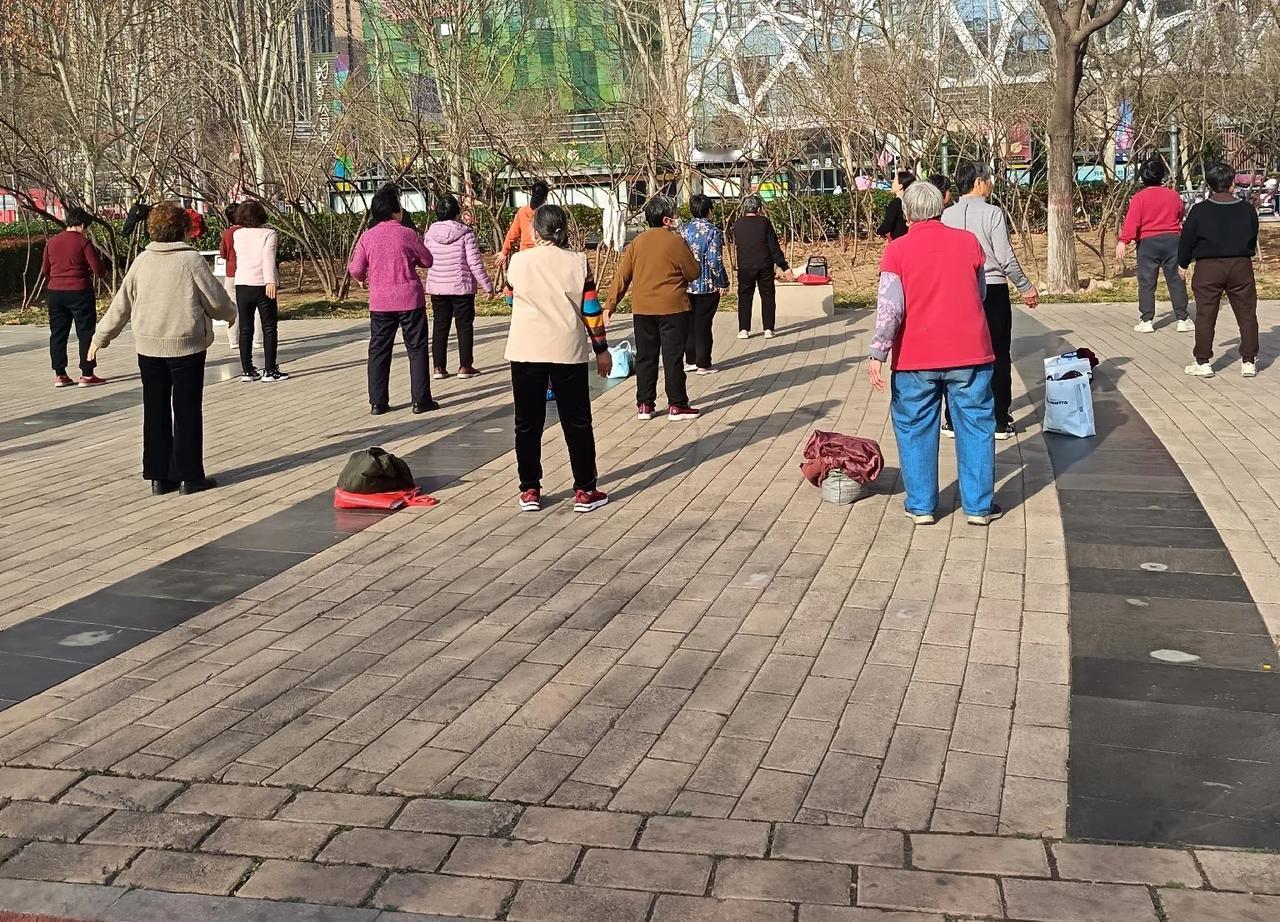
[101,888,381,922]
[0,878,127,917]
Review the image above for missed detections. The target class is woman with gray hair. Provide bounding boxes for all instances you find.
[867,181,1002,526]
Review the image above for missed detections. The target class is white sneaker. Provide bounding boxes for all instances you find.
[696,367,717,375]
[763,329,775,339]
[1184,362,1215,377]
[1176,319,1194,333]
[737,330,750,340]
[1242,361,1258,378]
[1134,320,1155,333]
[683,363,698,373]
[905,510,935,526]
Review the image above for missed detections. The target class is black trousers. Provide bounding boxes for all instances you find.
[945,283,1014,428]
[1136,233,1189,322]
[431,294,476,370]
[634,312,690,407]
[685,292,720,369]
[49,289,97,375]
[511,361,597,492]
[368,308,431,408]
[138,351,206,482]
[235,284,279,372]
[737,267,775,332]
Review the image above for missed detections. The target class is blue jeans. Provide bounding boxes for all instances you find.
[891,365,996,517]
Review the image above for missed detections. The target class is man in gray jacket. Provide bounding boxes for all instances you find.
[942,162,1039,439]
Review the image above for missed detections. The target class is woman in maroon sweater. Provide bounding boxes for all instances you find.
[41,207,109,387]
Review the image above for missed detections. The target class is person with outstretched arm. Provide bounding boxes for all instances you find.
[941,161,1039,440]
[497,180,549,268]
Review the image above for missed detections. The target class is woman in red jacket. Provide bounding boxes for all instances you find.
[1117,158,1191,334]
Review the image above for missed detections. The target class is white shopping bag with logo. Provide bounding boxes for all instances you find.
[1043,352,1095,438]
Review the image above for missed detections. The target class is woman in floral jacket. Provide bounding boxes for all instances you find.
[681,194,730,374]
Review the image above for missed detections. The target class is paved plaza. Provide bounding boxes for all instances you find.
[0,307,1277,920]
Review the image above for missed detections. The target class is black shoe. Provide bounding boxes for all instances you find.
[412,400,440,414]
[371,404,389,415]
[239,368,261,383]
[179,477,217,495]
[151,479,179,496]
[261,368,289,382]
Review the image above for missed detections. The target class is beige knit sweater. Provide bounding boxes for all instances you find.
[94,242,237,358]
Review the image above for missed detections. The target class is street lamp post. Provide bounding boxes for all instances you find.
[1169,120,1181,189]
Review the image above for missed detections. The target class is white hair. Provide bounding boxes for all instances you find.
[902,182,944,223]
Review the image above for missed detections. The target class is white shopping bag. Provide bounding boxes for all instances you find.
[1043,352,1095,438]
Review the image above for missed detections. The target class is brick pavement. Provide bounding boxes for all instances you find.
[0,308,1275,919]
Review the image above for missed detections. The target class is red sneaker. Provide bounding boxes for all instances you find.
[78,375,107,387]
[667,404,701,420]
[518,489,541,511]
[456,366,481,379]
[53,374,74,388]
[637,403,655,420]
[574,489,608,513]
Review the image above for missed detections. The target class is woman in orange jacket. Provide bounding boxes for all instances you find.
[497,180,549,267]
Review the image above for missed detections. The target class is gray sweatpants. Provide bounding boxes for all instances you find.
[1136,233,1189,322]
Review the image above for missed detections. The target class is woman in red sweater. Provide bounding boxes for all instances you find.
[1117,158,1191,334]
[42,207,108,387]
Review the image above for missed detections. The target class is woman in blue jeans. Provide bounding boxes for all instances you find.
[866,181,1001,526]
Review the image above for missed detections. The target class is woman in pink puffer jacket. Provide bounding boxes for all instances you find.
[424,194,494,379]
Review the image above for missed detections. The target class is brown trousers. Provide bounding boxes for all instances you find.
[1192,257,1259,364]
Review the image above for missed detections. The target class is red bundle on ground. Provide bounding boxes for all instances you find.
[799,430,884,486]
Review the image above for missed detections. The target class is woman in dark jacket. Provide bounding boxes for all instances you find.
[876,171,915,241]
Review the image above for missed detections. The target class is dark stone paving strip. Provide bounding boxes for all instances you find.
[1013,314,1280,849]
[0,370,625,710]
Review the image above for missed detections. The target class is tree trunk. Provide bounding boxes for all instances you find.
[1045,42,1083,293]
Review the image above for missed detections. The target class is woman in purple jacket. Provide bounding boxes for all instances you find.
[349,184,437,415]
[424,194,493,379]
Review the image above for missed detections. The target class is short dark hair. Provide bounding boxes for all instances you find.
[1205,161,1235,194]
[928,175,951,197]
[435,194,461,222]
[224,203,240,225]
[369,184,401,225]
[63,207,92,229]
[532,203,570,248]
[147,202,190,243]
[896,171,916,189]
[955,161,993,195]
[689,194,713,219]
[645,196,676,228]
[530,180,550,209]
[1138,157,1168,187]
[237,200,269,228]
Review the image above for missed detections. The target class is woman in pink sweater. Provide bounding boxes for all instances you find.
[424,194,493,379]
[349,184,437,415]
[231,201,286,381]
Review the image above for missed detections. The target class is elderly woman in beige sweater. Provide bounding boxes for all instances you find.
[89,203,236,496]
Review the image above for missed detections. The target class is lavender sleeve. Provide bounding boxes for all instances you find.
[870,271,904,361]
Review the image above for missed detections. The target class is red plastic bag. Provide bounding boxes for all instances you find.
[333,488,438,510]
[800,431,883,486]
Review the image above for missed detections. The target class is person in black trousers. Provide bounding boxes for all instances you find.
[732,195,791,339]
[423,194,494,379]
[681,194,729,373]
[41,207,109,387]
[88,203,236,495]
[349,184,437,414]
[229,201,286,382]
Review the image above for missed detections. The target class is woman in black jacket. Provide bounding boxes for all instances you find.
[876,171,915,241]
